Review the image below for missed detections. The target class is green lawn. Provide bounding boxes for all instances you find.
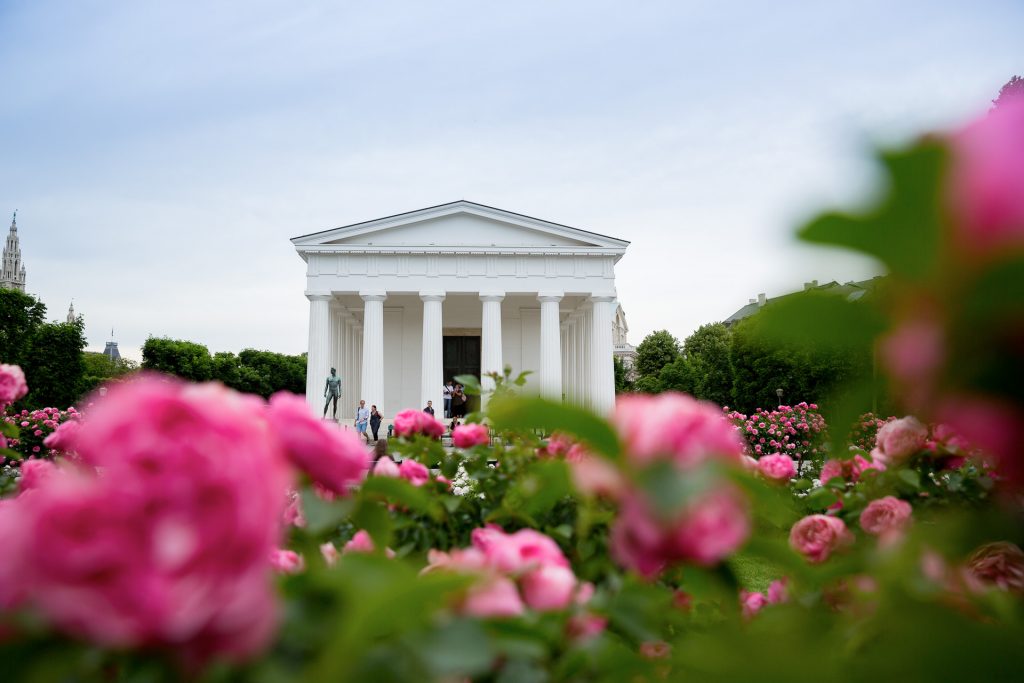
[729,553,786,592]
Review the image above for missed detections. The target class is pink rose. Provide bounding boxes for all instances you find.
[539,432,575,458]
[0,364,28,406]
[948,97,1024,254]
[766,578,788,604]
[320,542,339,567]
[611,487,749,577]
[373,456,400,477]
[566,613,607,642]
[461,576,525,618]
[471,526,570,574]
[567,448,626,499]
[859,496,913,536]
[879,318,944,387]
[17,458,56,494]
[875,417,928,462]
[267,392,368,495]
[852,454,886,480]
[270,549,304,574]
[398,459,431,487]
[613,393,745,468]
[0,377,289,665]
[965,541,1024,594]
[740,590,767,618]
[42,419,80,454]
[341,530,395,558]
[452,423,489,448]
[757,453,796,482]
[283,491,306,528]
[520,564,577,611]
[789,514,854,563]
[936,395,1020,483]
[392,409,445,439]
[820,459,844,483]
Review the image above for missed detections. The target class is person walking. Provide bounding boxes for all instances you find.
[443,380,454,418]
[369,404,383,441]
[423,400,435,416]
[355,400,371,444]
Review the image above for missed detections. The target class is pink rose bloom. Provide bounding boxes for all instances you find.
[820,459,844,483]
[452,423,489,448]
[741,455,759,472]
[1,377,289,665]
[392,409,445,439]
[566,613,607,642]
[342,530,375,554]
[540,432,575,458]
[614,393,745,468]
[422,547,488,574]
[17,458,56,493]
[398,459,431,487]
[948,97,1024,254]
[520,564,577,611]
[766,578,788,604]
[283,492,305,528]
[0,364,28,406]
[43,419,80,454]
[879,318,944,386]
[270,549,304,574]
[859,496,913,536]
[853,453,886,480]
[875,417,928,462]
[373,456,400,477]
[965,541,1024,594]
[740,590,767,618]
[471,526,570,574]
[462,576,525,618]
[757,453,796,482]
[320,542,339,567]
[936,395,1020,482]
[611,487,749,577]
[567,449,626,499]
[267,392,368,495]
[790,515,853,563]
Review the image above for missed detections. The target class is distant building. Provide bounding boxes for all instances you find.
[1,212,26,292]
[724,277,883,328]
[103,340,122,363]
[612,304,637,378]
[67,301,76,323]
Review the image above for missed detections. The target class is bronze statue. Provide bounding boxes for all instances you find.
[323,367,342,418]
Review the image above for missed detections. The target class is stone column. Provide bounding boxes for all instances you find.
[420,291,445,415]
[582,305,593,409]
[305,293,332,411]
[589,295,617,416]
[360,291,387,411]
[353,323,363,406]
[560,324,569,403]
[537,292,563,401]
[565,319,577,405]
[479,292,505,404]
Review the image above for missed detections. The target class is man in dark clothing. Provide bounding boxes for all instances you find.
[423,400,435,416]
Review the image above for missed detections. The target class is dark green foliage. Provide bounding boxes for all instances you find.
[682,323,733,406]
[141,336,306,398]
[658,354,697,394]
[613,356,632,394]
[141,337,214,381]
[0,289,46,366]
[633,329,680,378]
[80,351,138,395]
[21,319,88,408]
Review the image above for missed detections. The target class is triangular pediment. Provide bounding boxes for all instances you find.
[291,201,629,251]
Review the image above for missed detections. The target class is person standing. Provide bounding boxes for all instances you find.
[443,380,454,418]
[451,384,467,418]
[355,400,371,444]
[370,404,383,441]
[423,400,435,416]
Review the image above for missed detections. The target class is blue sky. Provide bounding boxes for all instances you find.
[1,0,1020,360]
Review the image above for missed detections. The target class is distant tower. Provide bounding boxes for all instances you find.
[103,328,121,363]
[67,301,76,323]
[1,211,26,292]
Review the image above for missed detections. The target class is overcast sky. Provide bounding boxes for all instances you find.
[1,0,1020,361]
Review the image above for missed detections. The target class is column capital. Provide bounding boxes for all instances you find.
[419,290,446,302]
[305,291,333,302]
[359,290,388,302]
[589,294,616,304]
[479,291,505,303]
[537,291,564,303]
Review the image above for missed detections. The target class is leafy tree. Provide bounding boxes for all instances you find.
[21,319,87,408]
[613,357,633,394]
[80,351,139,395]
[237,349,306,397]
[0,289,46,364]
[141,337,214,382]
[993,75,1024,109]
[634,330,680,379]
[658,354,697,394]
[682,323,733,407]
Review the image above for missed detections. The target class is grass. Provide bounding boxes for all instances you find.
[729,553,787,593]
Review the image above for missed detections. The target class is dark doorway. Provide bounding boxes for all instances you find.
[444,335,481,414]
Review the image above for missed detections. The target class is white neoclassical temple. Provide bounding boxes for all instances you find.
[291,201,629,418]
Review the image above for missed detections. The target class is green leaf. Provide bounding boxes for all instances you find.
[506,459,571,517]
[798,141,947,281]
[487,395,621,461]
[454,374,481,395]
[300,488,355,535]
[804,488,838,510]
[360,475,442,520]
[416,618,495,677]
[792,478,813,492]
[898,469,921,490]
[0,422,18,439]
[756,291,886,352]
[1,447,22,461]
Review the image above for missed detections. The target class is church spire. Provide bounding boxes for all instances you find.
[1,210,26,292]
[67,300,76,323]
